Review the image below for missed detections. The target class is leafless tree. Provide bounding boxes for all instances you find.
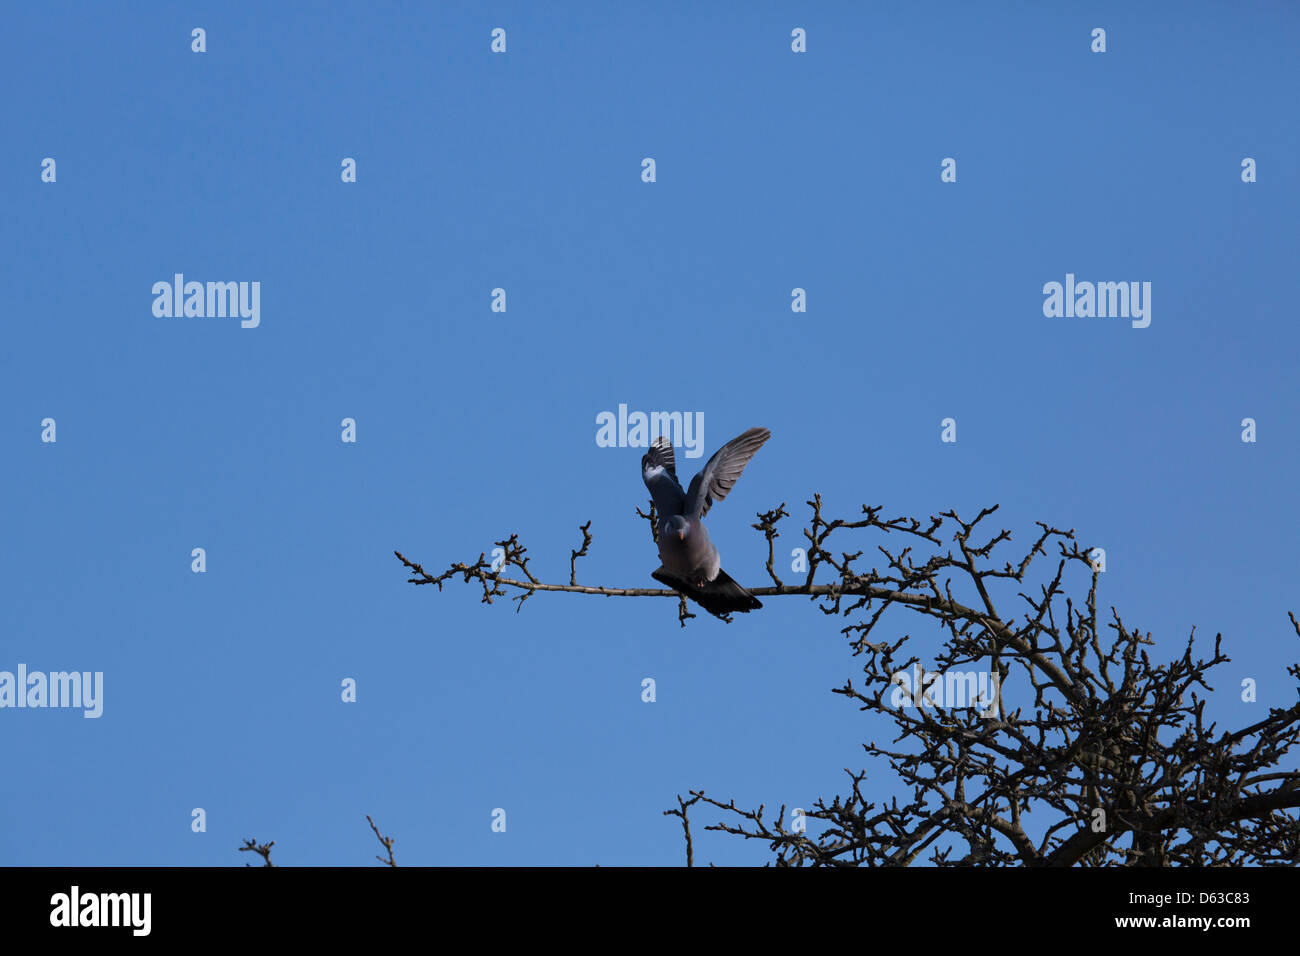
[236,816,397,866]
[238,838,275,867]
[398,497,1300,866]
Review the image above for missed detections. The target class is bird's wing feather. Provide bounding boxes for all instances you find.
[685,427,771,519]
[642,435,686,516]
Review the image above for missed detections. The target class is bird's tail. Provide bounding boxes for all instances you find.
[652,566,763,618]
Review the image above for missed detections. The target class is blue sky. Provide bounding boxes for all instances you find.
[2,2,1297,865]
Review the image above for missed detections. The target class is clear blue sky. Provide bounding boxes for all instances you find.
[2,2,1297,866]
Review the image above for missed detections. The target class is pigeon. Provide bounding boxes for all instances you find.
[641,427,770,617]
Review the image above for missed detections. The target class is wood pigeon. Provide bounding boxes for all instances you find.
[641,427,770,617]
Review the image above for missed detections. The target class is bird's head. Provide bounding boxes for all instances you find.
[666,515,690,541]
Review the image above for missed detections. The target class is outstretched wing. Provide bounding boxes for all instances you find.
[642,435,685,516]
[685,427,770,520]
[652,565,763,617]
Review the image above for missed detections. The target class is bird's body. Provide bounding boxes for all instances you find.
[641,427,770,617]
[655,514,720,587]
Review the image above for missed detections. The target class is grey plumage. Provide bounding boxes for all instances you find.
[641,427,770,617]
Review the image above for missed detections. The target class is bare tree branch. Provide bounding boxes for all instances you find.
[399,496,1300,866]
[239,839,275,867]
[663,793,704,867]
[367,815,398,867]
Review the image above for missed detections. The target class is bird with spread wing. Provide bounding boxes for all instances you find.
[641,427,770,618]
